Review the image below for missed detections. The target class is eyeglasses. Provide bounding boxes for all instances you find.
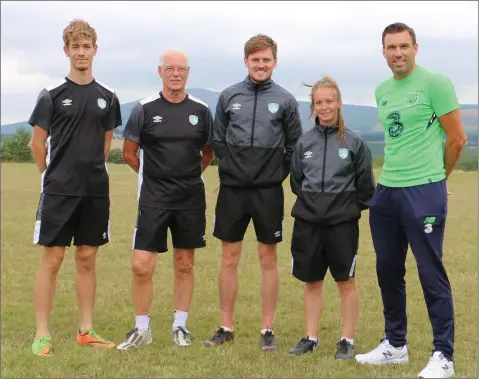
[162,66,189,74]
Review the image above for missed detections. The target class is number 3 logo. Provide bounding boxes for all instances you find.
[424,223,433,234]
[386,112,404,138]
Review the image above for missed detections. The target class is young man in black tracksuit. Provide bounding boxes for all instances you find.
[287,77,375,359]
[204,34,303,350]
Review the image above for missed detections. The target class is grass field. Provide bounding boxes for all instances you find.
[1,163,477,378]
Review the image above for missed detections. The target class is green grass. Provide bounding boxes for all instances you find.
[1,163,477,378]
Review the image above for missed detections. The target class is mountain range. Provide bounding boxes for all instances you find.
[2,88,477,137]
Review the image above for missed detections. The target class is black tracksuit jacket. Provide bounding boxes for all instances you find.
[213,76,303,188]
[290,121,376,225]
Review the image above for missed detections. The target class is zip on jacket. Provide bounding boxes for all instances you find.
[213,76,303,188]
[290,120,376,225]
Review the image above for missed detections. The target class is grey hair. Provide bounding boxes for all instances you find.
[159,48,189,67]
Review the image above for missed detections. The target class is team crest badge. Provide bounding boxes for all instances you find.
[97,98,107,109]
[189,115,199,126]
[268,103,279,114]
[338,148,349,159]
[405,92,418,106]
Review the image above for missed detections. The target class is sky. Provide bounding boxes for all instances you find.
[1,0,478,124]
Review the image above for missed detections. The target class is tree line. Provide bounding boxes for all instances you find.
[2,128,477,171]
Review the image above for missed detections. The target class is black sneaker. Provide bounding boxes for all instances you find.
[203,327,234,347]
[334,339,354,360]
[288,337,318,355]
[260,330,278,351]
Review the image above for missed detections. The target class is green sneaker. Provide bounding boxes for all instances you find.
[32,336,53,357]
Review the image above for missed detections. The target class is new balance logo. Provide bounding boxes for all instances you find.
[304,151,313,159]
[274,231,281,238]
[442,364,449,371]
[382,100,388,106]
[202,234,206,241]
[232,103,241,110]
[62,99,72,106]
[102,232,107,240]
[382,351,393,359]
[153,116,162,123]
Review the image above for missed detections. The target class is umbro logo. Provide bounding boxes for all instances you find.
[62,99,72,106]
[232,103,241,110]
[153,116,162,123]
[304,151,313,159]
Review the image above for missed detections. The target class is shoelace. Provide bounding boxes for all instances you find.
[174,327,189,339]
[263,331,274,346]
[84,328,103,339]
[297,337,313,348]
[125,328,139,339]
[212,328,227,343]
[337,340,350,353]
[38,336,51,346]
[33,336,52,355]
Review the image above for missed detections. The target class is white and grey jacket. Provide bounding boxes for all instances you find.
[213,76,303,187]
[290,120,376,225]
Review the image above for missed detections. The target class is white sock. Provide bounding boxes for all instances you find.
[172,310,188,330]
[308,336,318,343]
[135,315,150,331]
[341,336,354,345]
[261,328,273,335]
[220,325,233,332]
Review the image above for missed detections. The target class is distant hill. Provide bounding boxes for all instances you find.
[2,88,477,138]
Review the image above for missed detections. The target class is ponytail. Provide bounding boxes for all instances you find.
[338,110,345,144]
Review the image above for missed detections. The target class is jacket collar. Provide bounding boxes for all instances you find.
[243,75,273,90]
[314,116,339,135]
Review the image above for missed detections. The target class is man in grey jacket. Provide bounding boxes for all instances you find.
[204,34,302,351]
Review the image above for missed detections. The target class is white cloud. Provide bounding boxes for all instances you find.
[457,85,479,105]
[1,54,63,95]
[1,0,477,124]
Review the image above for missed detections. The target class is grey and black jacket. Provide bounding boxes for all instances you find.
[213,76,303,188]
[290,120,376,225]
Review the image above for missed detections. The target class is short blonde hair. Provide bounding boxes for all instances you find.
[244,34,277,59]
[63,19,97,47]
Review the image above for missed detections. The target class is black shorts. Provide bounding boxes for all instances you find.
[213,185,284,244]
[34,194,110,247]
[133,206,206,253]
[291,219,359,283]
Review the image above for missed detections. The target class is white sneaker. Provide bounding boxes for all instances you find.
[417,351,455,378]
[117,328,152,350]
[172,326,191,347]
[355,339,409,365]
